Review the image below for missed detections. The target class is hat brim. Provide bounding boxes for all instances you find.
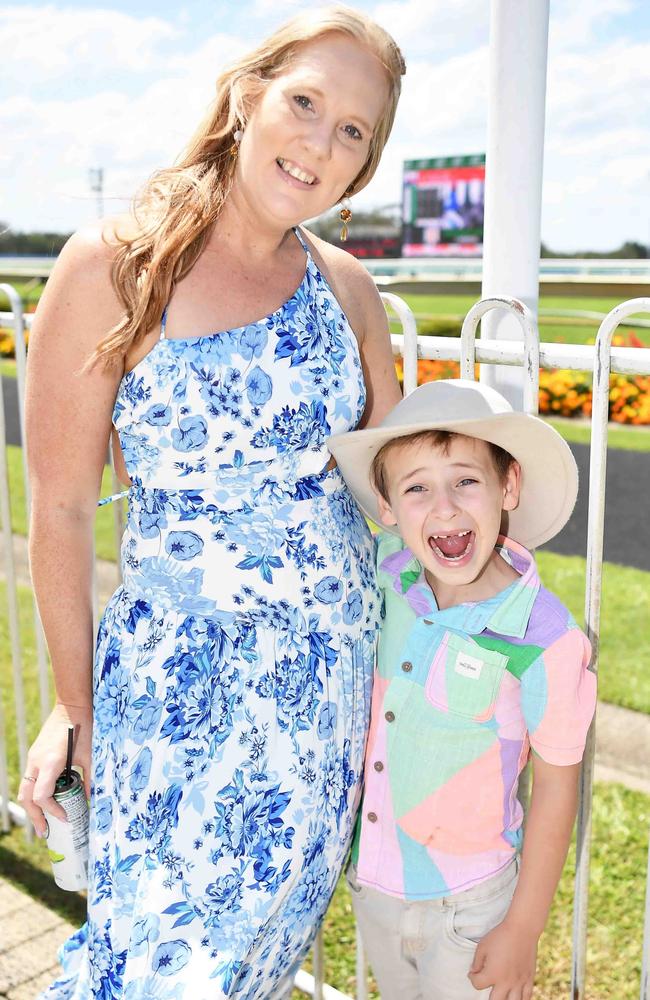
[328,412,578,549]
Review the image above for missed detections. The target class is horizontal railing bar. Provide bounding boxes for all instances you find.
[391,334,650,376]
[0,796,27,826]
[0,311,33,328]
[293,969,353,1000]
[2,315,648,375]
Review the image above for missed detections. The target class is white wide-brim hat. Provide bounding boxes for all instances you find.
[328,378,579,549]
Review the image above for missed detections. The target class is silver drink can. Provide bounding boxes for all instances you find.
[45,768,89,891]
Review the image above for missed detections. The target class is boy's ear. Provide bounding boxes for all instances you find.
[502,460,522,512]
[376,491,398,527]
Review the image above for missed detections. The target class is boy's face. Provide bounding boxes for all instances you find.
[376,434,521,608]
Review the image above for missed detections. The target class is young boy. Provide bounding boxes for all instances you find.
[328,379,597,1000]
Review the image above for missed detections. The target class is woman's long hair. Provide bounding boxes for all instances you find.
[91,4,406,368]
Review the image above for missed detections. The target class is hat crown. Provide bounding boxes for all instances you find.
[382,379,513,430]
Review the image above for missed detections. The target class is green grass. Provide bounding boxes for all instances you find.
[535,552,650,713]
[0,282,43,309]
[1,780,645,1000]
[0,825,87,926]
[386,292,650,347]
[0,581,53,790]
[545,418,650,451]
[393,291,649,319]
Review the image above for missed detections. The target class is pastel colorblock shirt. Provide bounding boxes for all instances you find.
[352,532,596,900]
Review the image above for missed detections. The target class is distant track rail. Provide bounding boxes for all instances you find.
[2,255,649,283]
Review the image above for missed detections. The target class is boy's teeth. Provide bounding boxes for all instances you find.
[277,158,316,184]
[430,530,473,560]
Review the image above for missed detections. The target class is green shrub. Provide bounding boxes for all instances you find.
[417,317,462,337]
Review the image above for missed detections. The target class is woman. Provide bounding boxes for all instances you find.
[20,6,404,998]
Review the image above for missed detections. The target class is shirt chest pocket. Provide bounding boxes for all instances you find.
[424,632,508,722]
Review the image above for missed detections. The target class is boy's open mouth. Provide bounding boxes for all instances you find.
[428,529,474,562]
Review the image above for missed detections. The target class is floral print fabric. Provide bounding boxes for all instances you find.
[42,230,380,1000]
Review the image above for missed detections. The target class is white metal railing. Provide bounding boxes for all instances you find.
[1,288,650,998]
[3,256,650,284]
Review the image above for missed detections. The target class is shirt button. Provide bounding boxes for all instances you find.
[385,710,395,723]
[401,660,413,673]
[367,812,378,823]
[373,761,384,772]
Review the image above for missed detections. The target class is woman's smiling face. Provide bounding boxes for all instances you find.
[234,32,390,228]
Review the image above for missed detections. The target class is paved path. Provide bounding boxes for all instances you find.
[0,881,76,999]
[541,439,650,572]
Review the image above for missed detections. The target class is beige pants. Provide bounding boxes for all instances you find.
[348,858,519,1000]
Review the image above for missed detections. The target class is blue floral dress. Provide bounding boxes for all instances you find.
[44,229,380,1000]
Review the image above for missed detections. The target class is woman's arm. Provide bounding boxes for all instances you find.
[301,232,402,428]
[354,264,403,428]
[19,226,125,835]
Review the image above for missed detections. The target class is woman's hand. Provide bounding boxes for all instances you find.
[18,701,93,837]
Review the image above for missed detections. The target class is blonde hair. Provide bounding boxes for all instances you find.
[92,5,406,368]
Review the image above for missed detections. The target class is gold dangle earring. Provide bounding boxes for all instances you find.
[339,196,352,242]
[230,127,243,158]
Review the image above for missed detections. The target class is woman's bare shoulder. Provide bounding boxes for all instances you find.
[31,217,133,358]
[57,215,133,275]
[299,228,382,343]
[300,228,377,290]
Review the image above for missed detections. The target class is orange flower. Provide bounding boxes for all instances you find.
[396,355,650,425]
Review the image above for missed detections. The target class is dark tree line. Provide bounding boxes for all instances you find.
[540,240,648,259]
[1,221,647,259]
[0,225,72,255]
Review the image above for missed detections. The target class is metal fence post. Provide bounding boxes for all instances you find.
[380,292,418,396]
[642,829,650,1000]
[0,300,28,833]
[460,296,540,413]
[571,297,650,1000]
[0,284,51,726]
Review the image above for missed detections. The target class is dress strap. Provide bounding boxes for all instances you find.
[97,489,129,508]
[293,226,311,256]
[160,306,168,340]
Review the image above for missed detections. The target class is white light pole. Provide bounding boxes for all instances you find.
[89,167,104,220]
[480,0,550,408]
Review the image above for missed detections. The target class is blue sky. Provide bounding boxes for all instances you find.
[2,0,649,252]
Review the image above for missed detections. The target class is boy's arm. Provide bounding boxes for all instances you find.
[468,756,581,1000]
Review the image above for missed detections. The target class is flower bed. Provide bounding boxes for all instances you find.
[394,332,650,426]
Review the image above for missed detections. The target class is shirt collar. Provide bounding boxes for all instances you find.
[382,535,540,638]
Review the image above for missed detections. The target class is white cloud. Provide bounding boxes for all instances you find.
[371,0,487,57]
[546,41,650,137]
[395,48,488,141]
[549,0,635,50]
[542,175,599,207]
[1,0,649,253]
[248,0,305,18]
[0,5,178,86]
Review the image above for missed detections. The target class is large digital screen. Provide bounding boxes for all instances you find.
[402,154,485,257]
